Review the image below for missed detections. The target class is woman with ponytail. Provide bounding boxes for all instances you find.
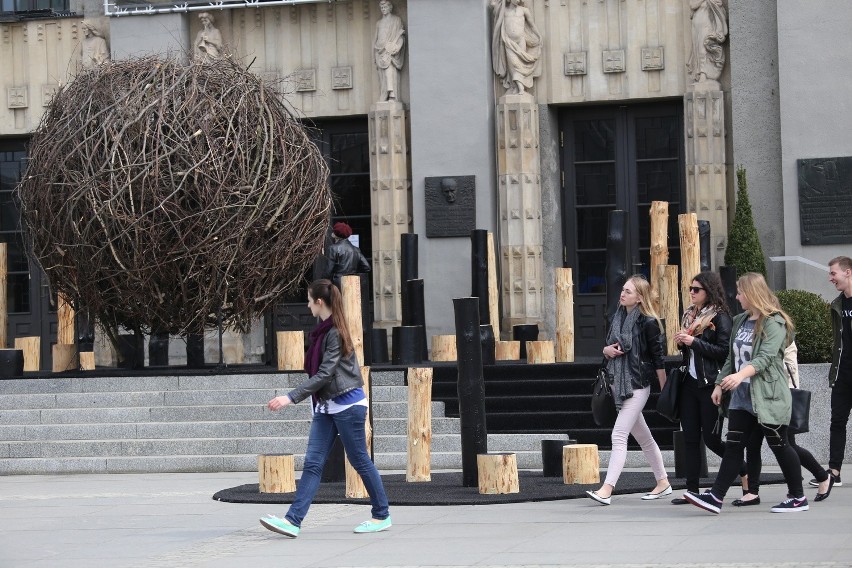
[260,280,391,537]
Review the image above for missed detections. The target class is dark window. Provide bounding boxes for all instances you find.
[1,0,69,12]
[0,142,29,313]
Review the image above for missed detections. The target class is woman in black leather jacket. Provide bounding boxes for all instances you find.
[670,271,736,504]
[260,280,391,538]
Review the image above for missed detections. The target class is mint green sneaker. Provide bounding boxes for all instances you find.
[260,515,300,538]
[353,517,392,534]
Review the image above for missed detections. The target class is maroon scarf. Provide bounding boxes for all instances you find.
[305,316,335,376]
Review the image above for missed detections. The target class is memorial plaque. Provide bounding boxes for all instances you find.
[798,156,852,245]
[425,175,475,238]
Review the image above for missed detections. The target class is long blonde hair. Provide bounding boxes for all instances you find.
[627,274,663,330]
[737,272,794,343]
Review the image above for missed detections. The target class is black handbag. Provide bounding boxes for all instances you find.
[787,363,811,434]
[656,366,685,422]
[591,361,617,427]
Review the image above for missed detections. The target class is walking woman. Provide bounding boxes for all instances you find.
[587,275,670,505]
[671,271,742,505]
[685,272,808,514]
[260,280,391,537]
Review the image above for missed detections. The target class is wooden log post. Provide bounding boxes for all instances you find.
[477,453,520,494]
[276,331,304,371]
[495,340,520,360]
[14,336,40,372]
[430,335,457,361]
[57,293,75,345]
[344,365,371,499]
[555,268,574,362]
[678,213,701,311]
[407,367,432,482]
[258,454,296,493]
[563,443,600,485]
[52,344,78,372]
[79,352,95,371]
[658,264,681,356]
[649,201,669,306]
[526,340,555,364]
[342,275,368,498]
[487,232,500,341]
[0,243,6,348]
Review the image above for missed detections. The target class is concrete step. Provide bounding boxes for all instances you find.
[3,437,317,458]
[373,433,573,453]
[372,417,460,435]
[371,401,446,418]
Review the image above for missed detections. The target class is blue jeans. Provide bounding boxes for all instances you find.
[285,404,389,527]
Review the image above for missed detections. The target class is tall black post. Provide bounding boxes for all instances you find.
[186,333,204,368]
[605,210,629,324]
[719,265,742,316]
[401,233,419,325]
[698,220,712,273]
[406,278,428,360]
[149,330,169,366]
[453,297,488,487]
[470,229,490,325]
[75,308,95,352]
[359,273,373,364]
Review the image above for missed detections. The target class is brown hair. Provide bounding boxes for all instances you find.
[829,256,852,271]
[690,271,730,315]
[308,279,354,356]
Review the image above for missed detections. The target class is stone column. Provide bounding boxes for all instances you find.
[684,84,727,268]
[495,93,543,331]
[368,101,411,328]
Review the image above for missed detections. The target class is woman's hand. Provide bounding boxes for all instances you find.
[674,329,694,346]
[711,385,723,406]
[718,373,744,392]
[268,396,292,411]
[603,343,624,359]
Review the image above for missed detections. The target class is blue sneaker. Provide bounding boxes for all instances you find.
[353,517,392,534]
[260,515,300,538]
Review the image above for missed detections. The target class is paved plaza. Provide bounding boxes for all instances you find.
[1,469,851,568]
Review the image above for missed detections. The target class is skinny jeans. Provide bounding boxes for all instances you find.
[830,373,852,471]
[604,385,668,487]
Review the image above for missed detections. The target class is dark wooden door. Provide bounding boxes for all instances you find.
[560,103,685,357]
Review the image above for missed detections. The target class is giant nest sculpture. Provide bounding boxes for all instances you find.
[16,57,331,340]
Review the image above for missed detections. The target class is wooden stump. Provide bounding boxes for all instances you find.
[52,344,78,372]
[678,213,700,311]
[555,268,575,362]
[56,293,75,346]
[258,454,296,493]
[344,365,371,498]
[14,336,40,371]
[430,335,457,361]
[276,331,304,371]
[341,275,364,365]
[526,340,555,364]
[649,201,670,306]
[477,453,520,494]
[486,232,500,341]
[407,367,433,482]
[658,264,681,356]
[79,352,95,371]
[495,340,520,360]
[563,444,600,485]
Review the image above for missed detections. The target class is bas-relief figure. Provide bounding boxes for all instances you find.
[81,21,109,69]
[374,0,406,102]
[441,178,457,204]
[490,0,542,96]
[194,12,224,62]
[687,0,728,86]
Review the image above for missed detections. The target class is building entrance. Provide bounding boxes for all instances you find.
[560,102,685,357]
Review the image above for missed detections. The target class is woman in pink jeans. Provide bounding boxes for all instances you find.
[587,275,670,505]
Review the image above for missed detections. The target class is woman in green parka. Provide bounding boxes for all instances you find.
[684,272,808,514]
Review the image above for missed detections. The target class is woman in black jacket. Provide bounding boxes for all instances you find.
[670,271,742,504]
[260,280,390,537]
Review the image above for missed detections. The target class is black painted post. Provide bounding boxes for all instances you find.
[698,220,712,273]
[359,273,373,364]
[605,210,629,323]
[75,308,95,352]
[186,333,204,368]
[454,297,488,487]
[471,229,490,325]
[401,233,419,325]
[392,326,423,364]
[512,324,539,360]
[719,265,742,316]
[406,278,428,360]
[149,330,169,366]
[480,324,496,366]
[370,328,389,363]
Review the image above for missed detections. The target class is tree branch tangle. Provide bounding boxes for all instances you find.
[17,57,331,336]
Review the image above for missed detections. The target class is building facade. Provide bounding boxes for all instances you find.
[1,0,849,364]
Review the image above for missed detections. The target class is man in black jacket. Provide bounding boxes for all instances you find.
[323,222,371,290]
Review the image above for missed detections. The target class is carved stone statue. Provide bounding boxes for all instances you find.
[374,0,405,102]
[81,21,109,69]
[490,0,542,96]
[194,12,223,62]
[687,0,728,85]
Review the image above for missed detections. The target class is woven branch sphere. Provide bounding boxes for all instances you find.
[17,57,331,335]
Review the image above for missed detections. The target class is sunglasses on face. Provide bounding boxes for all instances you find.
[689,286,705,293]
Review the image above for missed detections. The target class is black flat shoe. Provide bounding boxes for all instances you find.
[815,475,835,502]
[671,490,698,505]
[732,496,761,507]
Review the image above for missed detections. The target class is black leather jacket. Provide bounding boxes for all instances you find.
[287,328,363,404]
[630,315,666,389]
[325,238,370,289]
[678,311,732,387]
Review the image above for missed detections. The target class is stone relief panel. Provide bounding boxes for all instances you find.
[424,176,476,238]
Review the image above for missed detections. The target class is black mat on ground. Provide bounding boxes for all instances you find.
[213,471,786,506]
